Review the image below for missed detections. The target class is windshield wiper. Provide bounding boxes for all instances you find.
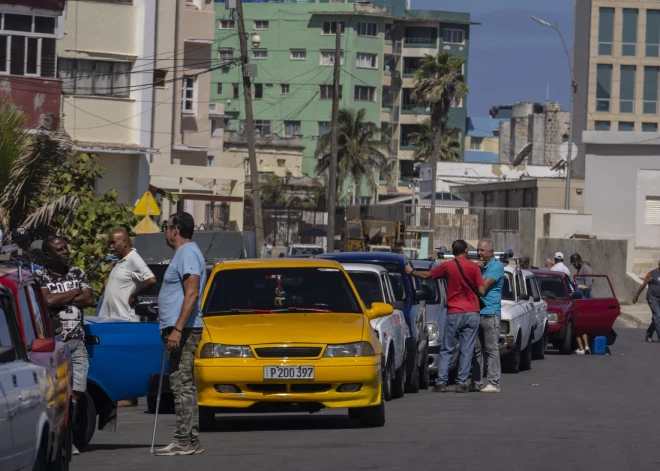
[272,306,333,313]
[210,308,275,314]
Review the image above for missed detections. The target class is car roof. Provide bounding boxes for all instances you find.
[317,252,407,264]
[530,269,564,277]
[289,244,322,248]
[214,258,343,271]
[341,263,387,274]
[411,259,437,269]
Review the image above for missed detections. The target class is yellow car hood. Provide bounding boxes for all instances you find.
[203,313,367,345]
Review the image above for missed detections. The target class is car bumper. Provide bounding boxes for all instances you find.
[195,360,381,409]
[499,334,516,356]
[547,322,566,341]
[429,344,440,374]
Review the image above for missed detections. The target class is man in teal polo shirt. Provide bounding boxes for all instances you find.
[471,238,504,393]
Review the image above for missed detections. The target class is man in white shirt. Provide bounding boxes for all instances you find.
[99,229,157,322]
[550,252,572,277]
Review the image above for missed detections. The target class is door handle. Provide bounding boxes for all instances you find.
[608,305,617,310]
[11,374,17,387]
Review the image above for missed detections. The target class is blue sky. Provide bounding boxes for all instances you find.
[413,0,575,116]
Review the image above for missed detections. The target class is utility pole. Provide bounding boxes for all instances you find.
[325,25,341,253]
[235,0,264,251]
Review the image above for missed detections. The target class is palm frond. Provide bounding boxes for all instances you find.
[0,95,30,197]
[22,194,80,230]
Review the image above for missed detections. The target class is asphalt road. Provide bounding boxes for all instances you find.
[72,325,660,471]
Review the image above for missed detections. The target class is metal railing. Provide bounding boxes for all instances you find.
[404,37,435,45]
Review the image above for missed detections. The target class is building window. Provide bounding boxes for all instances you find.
[356,52,377,69]
[620,65,636,113]
[383,54,396,74]
[470,137,483,150]
[322,21,345,35]
[240,119,271,135]
[290,49,306,60]
[219,20,235,29]
[598,7,614,55]
[354,86,375,102]
[442,28,464,44]
[219,49,233,63]
[522,188,536,208]
[254,20,269,30]
[645,196,660,224]
[252,50,267,60]
[381,86,395,108]
[384,23,394,42]
[25,37,41,76]
[618,121,635,131]
[596,64,612,112]
[320,85,342,99]
[4,14,55,35]
[318,121,331,135]
[642,122,658,132]
[0,14,58,79]
[359,197,372,205]
[254,83,263,99]
[277,159,286,167]
[182,76,197,113]
[594,120,610,131]
[154,69,167,87]
[284,120,301,136]
[320,51,344,66]
[232,83,239,99]
[648,10,660,57]
[643,66,659,114]
[58,59,131,97]
[357,22,378,37]
[216,83,222,94]
[404,26,437,45]
[622,9,638,56]
[280,84,289,95]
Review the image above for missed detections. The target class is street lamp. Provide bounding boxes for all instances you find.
[463,167,482,183]
[532,16,575,210]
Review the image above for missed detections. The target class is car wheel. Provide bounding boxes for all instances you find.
[532,328,547,360]
[520,336,533,371]
[391,353,405,399]
[560,322,573,355]
[405,351,420,393]
[33,431,49,471]
[72,392,96,451]
[383,354,393,401]
[198,406,216,432]
[502,339,521,374]
[350,391,385,428]
[419,346,430,389]
[50,427,71,471]
[147,393,175,415]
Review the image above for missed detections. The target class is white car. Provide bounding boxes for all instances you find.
[285,244,325,257]
[342,263,408,401]
[0,288,53,471]
[500,266,548,373]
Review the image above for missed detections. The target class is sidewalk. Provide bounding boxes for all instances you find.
[619,304,652,329]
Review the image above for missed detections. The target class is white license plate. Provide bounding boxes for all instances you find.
[263,366,315,379]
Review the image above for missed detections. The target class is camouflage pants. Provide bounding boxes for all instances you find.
[162,328,203,446]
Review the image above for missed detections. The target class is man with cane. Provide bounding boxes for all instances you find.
[153,212,207,456]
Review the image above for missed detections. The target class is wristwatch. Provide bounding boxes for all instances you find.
[172,326,182,333]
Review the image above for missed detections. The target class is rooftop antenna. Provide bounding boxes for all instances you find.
[546,82,549,103]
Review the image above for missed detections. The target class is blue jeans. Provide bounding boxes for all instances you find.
[647,296,660,340]
[436,312,480,386]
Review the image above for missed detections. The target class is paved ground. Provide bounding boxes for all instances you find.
[619,303,653,329]
[72,324,660,471]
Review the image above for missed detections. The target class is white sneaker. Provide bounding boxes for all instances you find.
[154,442,195,456]
[72,446,80,456]
[480,384,501,393]
[574,349,585,355]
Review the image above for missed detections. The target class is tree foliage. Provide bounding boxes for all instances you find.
[408,119,462,163]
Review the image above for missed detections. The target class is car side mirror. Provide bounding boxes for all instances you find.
[415,289,431,302]
[32,338,56,353]
[533,296,541,303]
[570,292,582,300]
[519,294,531,301]
[367,302,394,319]
[51,317,63,336]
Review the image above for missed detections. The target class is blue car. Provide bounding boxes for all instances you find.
[316,252,431,392]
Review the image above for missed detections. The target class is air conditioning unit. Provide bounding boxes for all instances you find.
[209,103,218,112]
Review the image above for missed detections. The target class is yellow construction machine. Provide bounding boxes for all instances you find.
[343,219,406,252]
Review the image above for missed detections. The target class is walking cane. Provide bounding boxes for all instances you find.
[150,346,167,454]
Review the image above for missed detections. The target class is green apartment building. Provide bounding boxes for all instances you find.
[212,0,472,202]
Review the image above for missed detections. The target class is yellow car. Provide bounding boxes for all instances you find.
[195,258,393,429]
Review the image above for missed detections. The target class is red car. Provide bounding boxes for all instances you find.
[0,262,73,470]
[531,270,621,354]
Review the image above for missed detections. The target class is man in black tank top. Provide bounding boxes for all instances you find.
[632,258,660,342]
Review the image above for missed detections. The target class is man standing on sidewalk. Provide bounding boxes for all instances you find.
[632,258,660,343]
[406,240,484,393]
[471,238,504,393]
[155,212,207,457]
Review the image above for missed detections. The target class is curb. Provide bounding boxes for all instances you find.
[618,312,646,329]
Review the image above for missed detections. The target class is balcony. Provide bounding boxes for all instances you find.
[399,139,420,151]
[224,130,303,149]
[401,104,430,115]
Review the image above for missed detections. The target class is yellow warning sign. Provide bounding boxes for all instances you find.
[133,191,161,216]
[132,215,161,234]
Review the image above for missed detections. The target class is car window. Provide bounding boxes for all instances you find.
[347,272,384,309]
[0,303,14,361]
[536,276,567,300]
[18,288,36,347]
[380,272,394,304]
[526,277,541,302]
[388,272,406,301]
[418,277,439,304]
[26,285,47,339]
[502,273,515,301]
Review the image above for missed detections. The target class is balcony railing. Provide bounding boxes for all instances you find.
[403,67,418,77]
[401,104,430,114]
[404,37,436,45]
[400,139,420,150]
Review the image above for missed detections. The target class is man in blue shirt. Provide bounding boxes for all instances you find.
[471,238,504,393]
[155,212,207,456]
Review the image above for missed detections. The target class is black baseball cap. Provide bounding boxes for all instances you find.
[569,254,582,263]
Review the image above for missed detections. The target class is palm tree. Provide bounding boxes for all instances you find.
[260,174,291,207]
[411,51,468,249]
[315,108,388,202]
[408,119,462,163]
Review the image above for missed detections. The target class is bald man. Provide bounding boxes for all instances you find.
[98,229,156,322]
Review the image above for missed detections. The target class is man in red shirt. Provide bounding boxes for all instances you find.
[407,239,484,393]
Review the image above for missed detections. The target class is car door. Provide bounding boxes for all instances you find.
[0,301,17,471]
[381,272,405,368]
[525,275,546,335]
[515,271,534,345]
[572,275,621,335]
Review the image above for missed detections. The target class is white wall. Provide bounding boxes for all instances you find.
[636,169,660,248]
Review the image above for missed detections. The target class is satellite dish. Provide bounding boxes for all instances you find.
[559,142,578,161]
[512,142,533,167]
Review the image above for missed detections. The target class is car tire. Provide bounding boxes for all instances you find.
[383,354,393,401]
[560,322,573,355]
[520,336,533,371]
[350,392,385,428]
[49,426,71,471]
[391,353,405,399]
[419,346,430,389]
[532,328,547,360]
[405,350,420,393]
[502,338,521,374]
[34,431,49,471]
[198,406,216,432]
[147,393,175,415]
[72,392,96,451]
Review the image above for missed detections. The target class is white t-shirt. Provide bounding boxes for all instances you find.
[266,244,273,253]
[550,262,572,277]
[98,249,155,321]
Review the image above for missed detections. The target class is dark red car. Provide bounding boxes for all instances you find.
[531,270,621,354]
[0,261,73,470]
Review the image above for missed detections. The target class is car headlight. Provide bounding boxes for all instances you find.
[547,312,558,323]
[323,342,375,357]
[427,322,439,342]
[499,320,510,335]
[199,343,254,358]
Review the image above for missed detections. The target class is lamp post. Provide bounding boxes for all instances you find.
[532,16,575,210]
[463,167,482,183]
